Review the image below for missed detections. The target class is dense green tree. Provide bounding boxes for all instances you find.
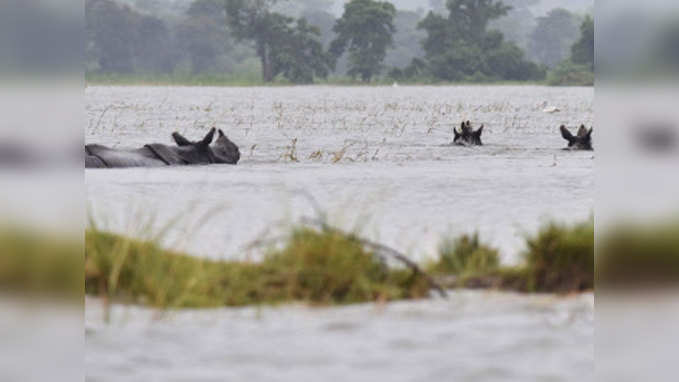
[545,14,593,86]
[86,0,176,74]
[570,15,594,70]
[86,0,138,73]
[528,8,579,68]
[445,0,511,41]
[329,0,397,82]
[417,0,542,81]
[225,0,330,83]
[270,18,332,83]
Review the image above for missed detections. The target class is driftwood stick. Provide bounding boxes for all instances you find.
[299,216,448,298]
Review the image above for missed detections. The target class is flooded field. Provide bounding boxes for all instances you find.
[85,85,593,381]
[86,85,593,262]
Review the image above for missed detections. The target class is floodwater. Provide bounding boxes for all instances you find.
[85,85,593,381]
[86,292,593,382]
[85,85,593,263]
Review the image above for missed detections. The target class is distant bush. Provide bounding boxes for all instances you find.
[547,60,594,86]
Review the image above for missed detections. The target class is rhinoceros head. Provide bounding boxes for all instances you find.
[212,129,240,164]
[560,124,593,150]
[454,120,484,146]
[172,128,240,164]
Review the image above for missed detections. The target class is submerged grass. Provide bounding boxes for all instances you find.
[86,218,598,310]
[85,227,429,309]
[429,220,594,293]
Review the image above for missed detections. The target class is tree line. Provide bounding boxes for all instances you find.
[86,0,593,84]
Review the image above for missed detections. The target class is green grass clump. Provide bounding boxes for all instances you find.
[428,221,594,293]
[265,228,429,304]
[0,227,82,298]
[597,220,679,287]
[520,219,594,292]
[85,227,430,309]
[428,232,500,276]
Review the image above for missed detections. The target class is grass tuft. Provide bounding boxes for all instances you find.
[520,219,594,292]
[429,221,594,293]
[428,232,500,276]
[85,227,430,309]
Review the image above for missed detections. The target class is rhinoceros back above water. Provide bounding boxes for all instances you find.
[85,128,240,168]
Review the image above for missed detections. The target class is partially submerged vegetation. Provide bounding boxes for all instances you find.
[427,232,500,277]
[429,220,594,293]
[81,214,679,309]
[85,217,597,310]
[85,227,430,309]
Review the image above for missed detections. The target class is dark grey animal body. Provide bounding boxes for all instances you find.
[85,128,240,168]
[560,124,593,150]
[453,120,484,146]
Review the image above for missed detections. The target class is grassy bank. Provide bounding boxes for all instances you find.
[85,218,597,310]
[85,228,429,309]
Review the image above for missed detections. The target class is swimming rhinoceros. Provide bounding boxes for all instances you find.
[85,128,240,168]
[453,120,484,146]
[560,124,593,151]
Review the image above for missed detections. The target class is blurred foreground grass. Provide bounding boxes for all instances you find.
[597,220,679,287]
[0,227,82,298]
[8,217,679,309]
[85,227,429,308]
[428,220,594,293]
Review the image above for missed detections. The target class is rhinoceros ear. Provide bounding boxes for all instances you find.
[560,125,574,142]
[218,129,226,138]
[172,132,192,146]
[202,128,216,145]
